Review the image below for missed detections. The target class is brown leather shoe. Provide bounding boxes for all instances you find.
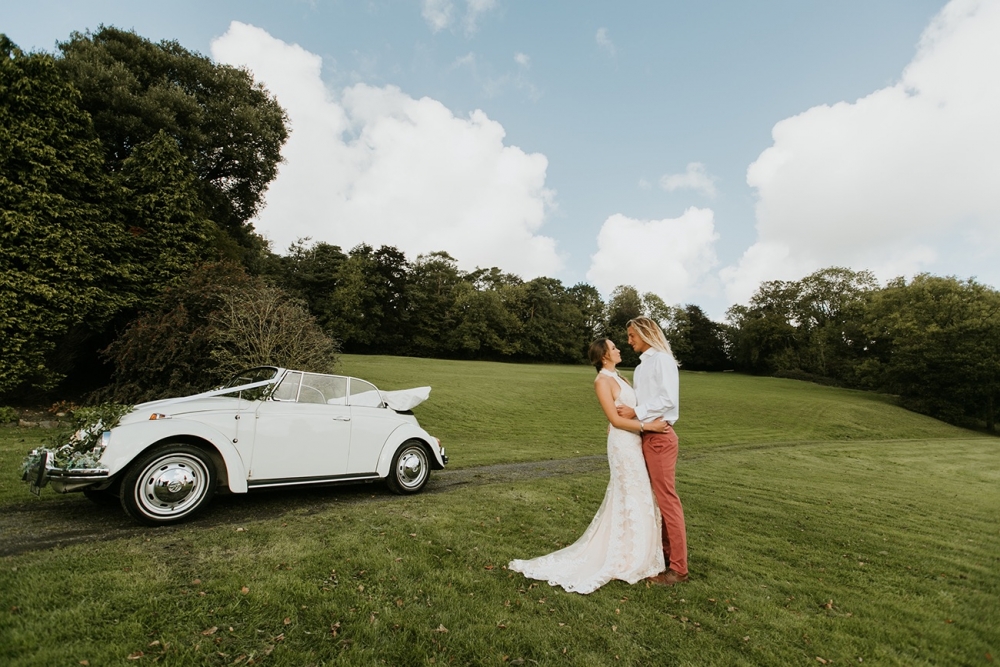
[647,570,689,586]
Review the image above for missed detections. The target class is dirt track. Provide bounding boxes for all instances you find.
[0,456,607,558]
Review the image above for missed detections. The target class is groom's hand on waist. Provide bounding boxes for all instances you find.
[617,405,637,419]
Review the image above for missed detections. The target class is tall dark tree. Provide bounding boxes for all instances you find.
[57,26,288,263]
[263,239,348,332]
[859,274,1000,431]
[673,305,730,371]
[453,267,524,358]
[605,285,644,366]
[325,245,409,352]
[100,262,253,402]
[406,252,462,356]
[726,267,877,379]
[725,279,802,374]
[516,277,590,363]
[0,37,124,397]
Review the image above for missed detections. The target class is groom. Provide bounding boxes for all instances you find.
[617,317,689,585]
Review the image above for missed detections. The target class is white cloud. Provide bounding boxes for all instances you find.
[451,51,476,70]
[723,0,1000,304]
[421,0,453,32]
[514,52,530,68]
[587,208,720,304]
[212,22,562,278]
[659,162,718,197]
[463,0,497,35]
[596,28,616,57]
[422,0,496,35]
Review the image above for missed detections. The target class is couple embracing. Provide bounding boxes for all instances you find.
[509,317,688,593]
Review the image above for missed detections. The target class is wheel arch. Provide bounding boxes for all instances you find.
[105,420,248,493]
[374,425,441,479]
[143,435,233,493]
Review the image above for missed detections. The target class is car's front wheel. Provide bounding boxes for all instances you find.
[120,444,217,525]
[386,440,430,495]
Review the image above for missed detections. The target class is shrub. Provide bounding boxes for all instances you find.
[0,407,18,424]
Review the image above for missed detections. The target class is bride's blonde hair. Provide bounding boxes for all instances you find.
[627,317,675,357]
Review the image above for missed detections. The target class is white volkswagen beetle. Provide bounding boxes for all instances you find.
[24,367,447,525]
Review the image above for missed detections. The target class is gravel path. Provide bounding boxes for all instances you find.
[0,456,608,558]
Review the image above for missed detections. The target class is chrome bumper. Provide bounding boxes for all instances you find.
[24,451,110,495]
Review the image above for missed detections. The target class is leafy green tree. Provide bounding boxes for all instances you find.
[725,279,802,374]
[325,245,409,352]
[452,281,522,357]
[605,285,644,366]
[406,252,463,356]
[264,239,348,331]
[101,262,253,401]
[0,36,123,398]
[117,130,216,295]
[57,26,288,262]
[672,305,730,371]
[795,268,878,379]
[859,274,1000,431]
[726,267,877,379]
[515,277,591,363]
[102,261,338,402]
[451,267,525,358]
[568,283,605,344]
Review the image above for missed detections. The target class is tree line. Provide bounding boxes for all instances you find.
[727,268,1000,432]
[2,27,997,433]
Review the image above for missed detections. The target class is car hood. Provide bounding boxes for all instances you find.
[119,378,275,426]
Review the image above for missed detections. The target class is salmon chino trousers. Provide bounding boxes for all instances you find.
[641,426,688,576]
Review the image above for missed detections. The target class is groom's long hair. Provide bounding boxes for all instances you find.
[627,317,676,358]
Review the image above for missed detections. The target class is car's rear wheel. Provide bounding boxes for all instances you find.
[386,440,430,495]
[120,444,216,525]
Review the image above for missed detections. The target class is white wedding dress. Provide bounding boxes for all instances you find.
[508,370,665,593]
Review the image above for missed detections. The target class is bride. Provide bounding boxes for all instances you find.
[509,338,668,593]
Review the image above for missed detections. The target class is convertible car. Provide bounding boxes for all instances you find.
[23,367,447,525]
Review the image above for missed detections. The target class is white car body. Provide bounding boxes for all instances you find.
[26,367,447,525]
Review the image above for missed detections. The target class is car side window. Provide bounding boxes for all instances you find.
[349,378,383,407]
[301,373,348,405]
[272,372,302,401]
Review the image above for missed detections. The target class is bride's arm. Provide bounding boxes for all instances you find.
[595,377,653,434]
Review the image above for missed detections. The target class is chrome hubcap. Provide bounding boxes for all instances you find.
[135,454,209,517]
[396,447,428,489]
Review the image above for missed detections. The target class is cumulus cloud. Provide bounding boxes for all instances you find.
[212,22,561,278]
[587,208,720,304]
[596,28,616,57]
[660,162,718,197]
[723,0,1000,304]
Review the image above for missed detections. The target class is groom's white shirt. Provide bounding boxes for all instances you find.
[633,348,679,425]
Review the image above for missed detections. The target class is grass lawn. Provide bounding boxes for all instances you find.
[1,355,998,665]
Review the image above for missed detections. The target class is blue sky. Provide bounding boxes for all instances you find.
[5,0,998,317]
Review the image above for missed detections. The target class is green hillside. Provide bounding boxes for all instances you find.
[339,355,970,467]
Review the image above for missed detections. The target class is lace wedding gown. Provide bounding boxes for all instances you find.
[508,370,665,593]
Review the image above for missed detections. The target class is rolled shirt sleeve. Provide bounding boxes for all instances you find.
[634,350,679,423]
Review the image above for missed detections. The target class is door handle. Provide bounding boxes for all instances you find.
[333,416,351,421]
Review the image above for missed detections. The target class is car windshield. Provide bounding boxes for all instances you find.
[219,367,281,400]
[221,367,281,389]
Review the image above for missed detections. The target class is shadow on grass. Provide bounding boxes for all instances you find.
[0,456,607,557]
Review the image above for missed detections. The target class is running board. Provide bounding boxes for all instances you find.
[247,473,380,489]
